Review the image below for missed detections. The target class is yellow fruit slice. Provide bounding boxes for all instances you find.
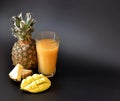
[20,74,51,93]
[9,64,23,81]
[9,64,33,82]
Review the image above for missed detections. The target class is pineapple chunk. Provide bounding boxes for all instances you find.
[9,64,23,82]
[21,69,33,79]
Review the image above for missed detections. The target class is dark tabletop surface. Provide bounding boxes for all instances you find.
[0,0,120,101]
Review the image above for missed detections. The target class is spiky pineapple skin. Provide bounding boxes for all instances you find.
[12,39,37,69]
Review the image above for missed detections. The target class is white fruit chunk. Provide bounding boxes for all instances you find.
[9,64,23,81]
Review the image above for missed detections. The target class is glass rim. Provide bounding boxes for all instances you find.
[35,31,60,41]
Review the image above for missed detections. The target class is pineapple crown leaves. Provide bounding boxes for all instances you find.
[11,12,36,41]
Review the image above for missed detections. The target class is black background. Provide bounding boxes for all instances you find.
[0,0,120,101]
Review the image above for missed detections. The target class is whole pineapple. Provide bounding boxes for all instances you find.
[11,12,37,69]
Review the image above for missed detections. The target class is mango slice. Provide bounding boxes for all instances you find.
[20,74,51,93]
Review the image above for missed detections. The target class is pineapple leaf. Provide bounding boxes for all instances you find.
[20,21,26,29]
[25,12,31,24]
[18,12,23,20]
[11,12,35,40]
[12,16,21,27]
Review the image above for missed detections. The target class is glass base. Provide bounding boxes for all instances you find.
[38,68,56,78]
[43,73,55,78]
[38,71,56,78]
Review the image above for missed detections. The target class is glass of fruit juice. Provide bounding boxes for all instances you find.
[36,31,60,77]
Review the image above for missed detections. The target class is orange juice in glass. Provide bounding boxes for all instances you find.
[36,31,60,77]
